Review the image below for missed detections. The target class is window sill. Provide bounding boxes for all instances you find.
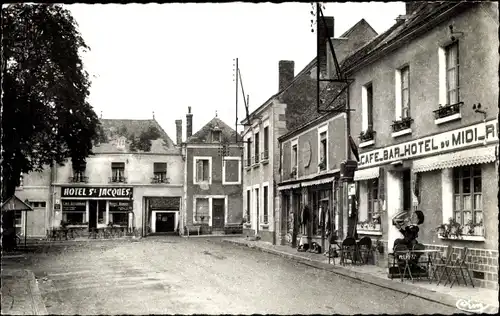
[357,230,382,236]
[438,234,485,242]
[359,140,375,148]
[391,128,412,138]
[252,163,260,169]
[261,159,269,165]
[260,223,269,228]
[245,165,252,171]
[223,181,241,185]
[243,223,252,228]
[435,113,461,125]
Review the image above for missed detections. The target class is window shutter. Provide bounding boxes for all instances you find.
[196,160,202,182]
[154,163,167,173]
[378,167,385,211]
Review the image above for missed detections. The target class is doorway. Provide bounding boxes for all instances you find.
[155,212,175,232]
[212,198,225,231]
[89,200,97,231]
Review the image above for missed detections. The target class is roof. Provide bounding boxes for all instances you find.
[340,18,378,38]
[2,195,33,212]
[187,116,241,144]
[94,118,178,153]
[341,1,468,73]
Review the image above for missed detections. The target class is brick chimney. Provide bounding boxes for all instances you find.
[406,1,423,15]
[186,107,193,138]
[175,119,182,145]
[318,16,335,78]
[279,61,295,92]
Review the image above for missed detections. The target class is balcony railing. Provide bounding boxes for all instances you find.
[151,177,170,184]
[69,175,88,183]
[109,176,127,183]
[391,117,413,133]
[433,102,463,120]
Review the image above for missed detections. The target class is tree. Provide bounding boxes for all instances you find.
[1,4,100,201]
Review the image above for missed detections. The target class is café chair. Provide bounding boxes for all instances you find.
[444,247,474,288]
[434,245,454,285]
[357,237,373,264]
[340,237,357,266]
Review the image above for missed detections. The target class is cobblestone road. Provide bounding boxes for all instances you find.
[26,237,459,315]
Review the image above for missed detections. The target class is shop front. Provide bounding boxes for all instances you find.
[145,196,181,235]
[58,186,134,233]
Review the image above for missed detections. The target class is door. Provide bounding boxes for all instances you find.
[89,200,97,230]
[212,198,225,231]
[156,213,175,232]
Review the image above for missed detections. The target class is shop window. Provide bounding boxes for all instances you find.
[153,162,168,183]
[194,198,209,223]
[98,201,106,224]
[263,185,269,224]
[453,165,482,231]
[111,162,126,183]
[63,212,85,225]
[446,41,460,105]
[110,212,128,226]
[402,170,412,211]
[194,158,211,184]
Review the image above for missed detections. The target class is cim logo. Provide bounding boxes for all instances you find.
[456,298,488,313]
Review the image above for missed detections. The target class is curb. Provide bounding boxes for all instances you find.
[223,239,497,314]
[26,270,48,315]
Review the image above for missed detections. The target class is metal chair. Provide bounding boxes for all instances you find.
[328,234,340,265]
[357,237,373,264]
[444,247,474,288]
[339,237,357,266]
[433,245,454,285]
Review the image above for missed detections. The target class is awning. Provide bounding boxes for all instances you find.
[301,177,335,188]
[278,183,301,191]
[353,167,380,181]
[413,145,497,173]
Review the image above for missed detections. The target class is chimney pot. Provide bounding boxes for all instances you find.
[279,60,295,92]
[186,107,193,138]
[175,119,182,145]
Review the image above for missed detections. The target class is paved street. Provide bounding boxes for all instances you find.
[21,237,459,315]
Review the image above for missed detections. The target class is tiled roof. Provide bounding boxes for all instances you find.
[340,18,377,38]
[94,118,177,153]
[187,117,241,144]
[340,1,465,72]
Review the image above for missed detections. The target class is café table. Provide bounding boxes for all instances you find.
[393,249,441,283]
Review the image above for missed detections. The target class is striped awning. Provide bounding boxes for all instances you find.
[278,183,301,191]
[353,167,380,181]
[301,177,335,188]
[413,145,497,173]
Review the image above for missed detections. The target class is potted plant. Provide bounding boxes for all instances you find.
[318,157,326,170]
[436,217,463,239]
[465,219,484,236]
[359,128,375,142]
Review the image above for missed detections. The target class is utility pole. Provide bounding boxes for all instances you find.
[235,58,239,144]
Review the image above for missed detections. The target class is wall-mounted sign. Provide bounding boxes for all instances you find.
[62,200,86,211]
[149,197,180,210]
[61,187,133,198]
[358,119,498,168]
[54,203,61,210]
[109,201,133,212]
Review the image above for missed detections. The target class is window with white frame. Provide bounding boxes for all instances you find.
[446,42,460,105]
[362,83,374,132]
[263,184,269,224]
[367,179,380,223]
[222,157,241,185]
[254,131,260,164]
[194,198,209,223]
[255,187,260,223]
[111,162,126,182]
[194,157,211,184]
[318,125,328,171]
[153,162,168,183]
[246,189,251,223]
[246,137,252,167]
[453,165,483,231]
[263,126,269,160]
[401,66,410,118]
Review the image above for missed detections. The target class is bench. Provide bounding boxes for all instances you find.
[184,225,201,237]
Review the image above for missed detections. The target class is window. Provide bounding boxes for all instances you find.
[291,143,298,177]
[223,157,241,185]
[254,132,260,164]
[362,83,374,132]
[62,200,86,225]
[246,190,251,222]
[453,165,482,227]
[319,131,327,171]
[255,188,260,223]
[402,170,412,211]
[401,66,410,118]
[263,185,269,224]
[98,201,106,224]
[246,138,252,167]
[367,179,379,222]
[64,212,85,225]
[153,162,168,183]
[111,162,125,182]
[446,42,459,105]
[194,198,209,223]
[194,157,211,184]
[15,211,22,227]
[110,212,128,226]
[263,126,269,160]
[29,201,46,208]
[72,162,87,183]
[212,130,221,143]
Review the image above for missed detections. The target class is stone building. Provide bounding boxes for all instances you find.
[181,108,243,235]
[14,117,184,237]
[242,17,377,244]
[343,2,499,289]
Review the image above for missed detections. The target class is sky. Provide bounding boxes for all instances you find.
[66,2,406,142]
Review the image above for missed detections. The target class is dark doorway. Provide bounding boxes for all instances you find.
[89,200,97,231]
[155,212,175,232]
[402,170,412,211]
[212,198,225,231]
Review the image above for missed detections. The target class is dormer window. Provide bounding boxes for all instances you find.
[212,130,221,143]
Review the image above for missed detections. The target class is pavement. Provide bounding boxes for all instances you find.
[222,237,499,314]
[0,236,494,315]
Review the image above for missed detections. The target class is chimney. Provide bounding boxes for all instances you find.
[175,119,182,145]
[405,1,422,16]
[279,61,295,92]
[318,16,335,78]
[186,106,193,138]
